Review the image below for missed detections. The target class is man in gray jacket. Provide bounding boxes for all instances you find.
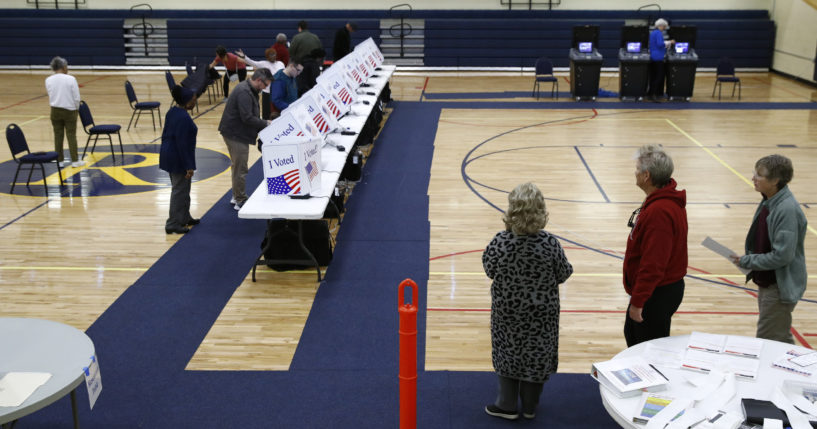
[218,68,273,210]
[731,154,807,344]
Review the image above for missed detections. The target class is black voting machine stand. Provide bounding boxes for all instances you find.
[618,25,650,101]
[666,25,699,101]
[568,25,603,101]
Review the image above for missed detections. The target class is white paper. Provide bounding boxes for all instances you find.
[681,349,760,379]
[592,356,669,393]
[723,336,763,359]
[701,236,751,274]
[688,332,726,353]
[697,373,737,419]
[644,343,684,368]
[684,370,725,400]
[0,372,52,407]
[789,351,817,367]
[771,386,813,429]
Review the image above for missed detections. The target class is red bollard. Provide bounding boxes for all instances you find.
[398,278,418,429]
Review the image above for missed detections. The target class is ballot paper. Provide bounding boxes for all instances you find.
[0,372,52,407]
[701,236,751,274]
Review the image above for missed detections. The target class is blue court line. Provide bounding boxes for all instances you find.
[458,102,817,306]
[0,200,49,231]
[574,145,610,203]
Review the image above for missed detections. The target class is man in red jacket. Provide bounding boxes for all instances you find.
[623,145,688,347]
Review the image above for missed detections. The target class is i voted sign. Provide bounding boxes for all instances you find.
[259,110,322,195]
[83,355,102,410]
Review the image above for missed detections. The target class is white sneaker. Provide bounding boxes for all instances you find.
[71,160,86,167]
[230,197,237,205]
[234,201,244,211]
[59,161,71,167]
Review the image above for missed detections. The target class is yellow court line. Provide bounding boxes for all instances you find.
[19,115,46,126]
[666,119,817,238]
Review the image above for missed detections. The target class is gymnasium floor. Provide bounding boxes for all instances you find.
[1,69,816,427]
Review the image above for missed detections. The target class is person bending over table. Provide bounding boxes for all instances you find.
[235,48,284,120]
[270,60,303,118]
[730,154,807,344]
[623,145,688,347]
[218,68,273,210]
[482,182,573,421]
[160,86,199,234]
[209,45,247,99]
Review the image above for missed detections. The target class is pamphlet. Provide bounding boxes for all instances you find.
[687,332,726,353]
[701,236,750,274]
[591,356,669,398]
[633,393,676,424]
[722,336,763,359]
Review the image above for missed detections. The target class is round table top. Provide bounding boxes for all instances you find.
[0,318,95,425]
[599,334,811,428]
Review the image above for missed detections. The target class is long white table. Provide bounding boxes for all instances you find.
[0,318,95,429]
[238,65,395,281]
[600,334,815,428]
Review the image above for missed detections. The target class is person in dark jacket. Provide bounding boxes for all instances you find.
[623,145,688,346]
[218,68,273,210]
[332,22,358,61]
[160,85,198,234]
[270,60,303,116]
[482,182,573,421]
[297,48,324,96]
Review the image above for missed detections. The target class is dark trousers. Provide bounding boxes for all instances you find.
[166,172,192,229]
[261,91,271,120]
[494,374,545,415]
[648,60,666,98]
[624,278,684,347]
[50,107,78,162]
[223,68,247,98]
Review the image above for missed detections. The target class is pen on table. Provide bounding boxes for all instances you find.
[649,363,669,381]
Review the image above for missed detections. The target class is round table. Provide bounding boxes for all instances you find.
[599,334,813,428]
[0,318,95,428]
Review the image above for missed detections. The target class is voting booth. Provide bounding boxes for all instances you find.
[290,89,340,137]
[618,25,651,100]
[666,25,699,101]
[569,25,603,101]
[317,69,357,111]
[258,108,323,196]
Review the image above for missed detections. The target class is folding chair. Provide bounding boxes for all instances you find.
[532,57,559,99]
[125,80,162,131]
[79,101,124,163]
[6,123,63,193]
[712,58,741,100]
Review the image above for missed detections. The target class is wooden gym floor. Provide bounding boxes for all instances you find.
[0,69,816,375]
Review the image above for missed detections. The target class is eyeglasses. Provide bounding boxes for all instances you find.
[627,208,641,228]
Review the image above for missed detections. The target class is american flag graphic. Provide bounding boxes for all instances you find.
[267,169,300,194]
[358,63,369,77]
[350,69,363,83]
[296,131,304,136]
[338,88,353,105]
[367,57,377,68]
[312,112,330,134]
[326,99,341,117]
[305,160,319,182]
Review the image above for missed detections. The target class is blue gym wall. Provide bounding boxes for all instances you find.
[0,9,774,69]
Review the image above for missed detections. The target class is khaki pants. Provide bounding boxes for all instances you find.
[757,283,796,344]
[223,137,249,205]
[50,107,78,162]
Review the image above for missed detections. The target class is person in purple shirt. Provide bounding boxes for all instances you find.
[647,19,674,102]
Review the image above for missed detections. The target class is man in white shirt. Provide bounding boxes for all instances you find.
[45,56,83,167]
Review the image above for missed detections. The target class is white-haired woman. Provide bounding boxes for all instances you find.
[45,56,83,167]
[648,18,674,102]
[482,182,573,421]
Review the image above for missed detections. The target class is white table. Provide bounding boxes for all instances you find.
[0,318,95,429]
[238,66,395,281]
[600,335,814,428]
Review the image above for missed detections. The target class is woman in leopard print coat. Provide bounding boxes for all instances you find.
[482,182,573,421]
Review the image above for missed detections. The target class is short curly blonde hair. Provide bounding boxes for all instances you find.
[503,182,548,235]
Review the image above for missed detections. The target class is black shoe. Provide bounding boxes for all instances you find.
[485,405,518,420]
[165,226,190,234]
[186,218,200,226]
